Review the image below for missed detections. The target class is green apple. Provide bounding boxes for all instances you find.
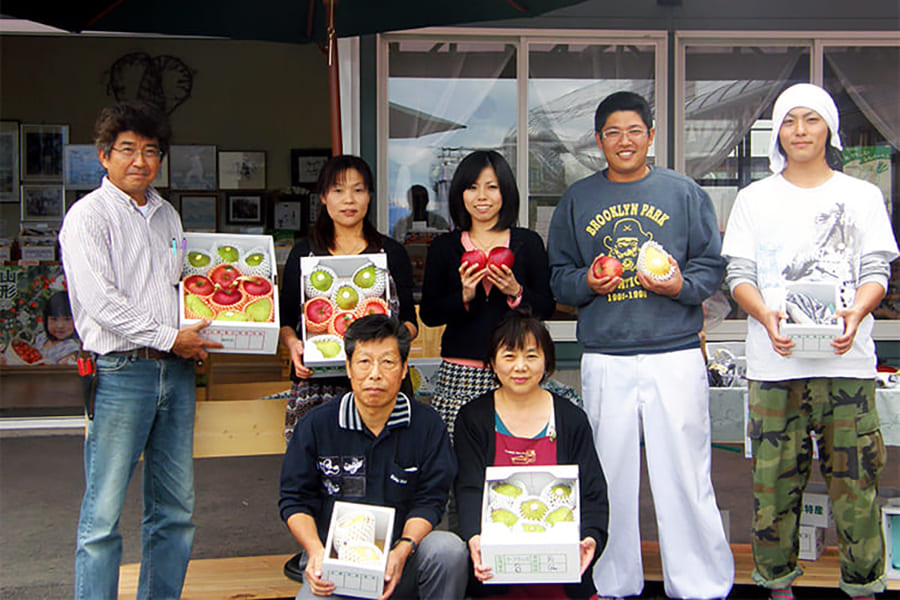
[217,245,239,262]
[490,508,518,527]
[353,265,377,289]
[245,298,272,322]
[187,252,211,268]
[245,252,265,267]
[334,285,359,310]
[309,269,334,292]
[184,293,214,318]
[545,507,574,525]
[314,339,342,358]
[215,311,250,322]
[492,483,523,498]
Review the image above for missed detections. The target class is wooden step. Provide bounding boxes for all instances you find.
[118,543,899,598]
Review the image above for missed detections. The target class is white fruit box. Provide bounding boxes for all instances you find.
[480,465,581,584]
[798,525,824,561]
[883,505,900,580]
[781,281,843,358]
[322,501,396,599]
[299,254,391,369]
[799,484,832,528]
[178,232,280,354]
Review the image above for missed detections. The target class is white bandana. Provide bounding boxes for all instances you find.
[768,83,842,173]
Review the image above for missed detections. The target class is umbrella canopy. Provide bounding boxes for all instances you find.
[389,102,467,139]
[3,0,587,154]
[1,0,586,44]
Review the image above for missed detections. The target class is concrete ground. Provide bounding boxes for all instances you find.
[3,431,896,599]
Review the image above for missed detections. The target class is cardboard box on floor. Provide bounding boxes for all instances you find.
[883,504,900,580]
[799,484,832,528]
[480,465,582,584]
[798,525,824,561]
[322,501,395,599]
[178,232,280,354]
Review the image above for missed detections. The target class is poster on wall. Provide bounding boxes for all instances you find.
[20,124,69,182]
[0,121,19,203]
[64,144,107,190]
[844,146,892,216]
[0,265,82,366]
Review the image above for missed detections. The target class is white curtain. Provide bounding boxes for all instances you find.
[825,46,900,151]
[684,48,803,179]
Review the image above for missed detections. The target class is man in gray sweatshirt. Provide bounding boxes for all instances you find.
[547,91,733,600]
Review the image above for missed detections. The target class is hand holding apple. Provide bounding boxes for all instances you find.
[587,255,623,295]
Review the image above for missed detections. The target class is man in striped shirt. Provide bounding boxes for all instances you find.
[59,101,221,600]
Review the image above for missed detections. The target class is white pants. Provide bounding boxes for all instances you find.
[583,349,734,599]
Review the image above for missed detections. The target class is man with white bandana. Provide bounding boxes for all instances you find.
[722,83,897,600]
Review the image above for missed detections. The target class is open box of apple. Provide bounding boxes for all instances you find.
[300,254,392,368]
[480,465,582,584]
[178,232,280,354]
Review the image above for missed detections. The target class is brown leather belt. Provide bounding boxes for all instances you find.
[107,348,175,360]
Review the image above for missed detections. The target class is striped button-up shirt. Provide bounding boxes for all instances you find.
[59,177,184,354]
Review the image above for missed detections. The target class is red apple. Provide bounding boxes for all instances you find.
[209,264,242,288]
[330,311,358,337]
[241,276,272,297]
[488,247,515,270]
[591,255,623,279]
[304,297,334,326]
[356,298,389,318]
[184,275,213,296]
[211,287,243,306]
[460,249,488,270]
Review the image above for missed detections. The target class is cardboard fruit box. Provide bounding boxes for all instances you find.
[798,525,824,561]
[299,254,391,369]
[322,501,396,599]
[480,465,582,584]
[178,232,280,354]
[780,281,843,358]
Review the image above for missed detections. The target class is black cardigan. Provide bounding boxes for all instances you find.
[279,236,417,382]
[419,228,555,361]
[454,391,609,599]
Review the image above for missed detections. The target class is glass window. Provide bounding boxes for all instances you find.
[824,45,900,320]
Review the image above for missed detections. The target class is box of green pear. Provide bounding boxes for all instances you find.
[480,465,582,584]
[299,254,392,369]
[178,232,280,354]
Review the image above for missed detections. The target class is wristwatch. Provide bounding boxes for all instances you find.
[391,536,418,554]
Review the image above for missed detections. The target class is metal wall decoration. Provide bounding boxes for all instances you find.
[106,52,194,116]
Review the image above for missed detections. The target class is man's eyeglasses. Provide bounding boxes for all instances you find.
[350,356,403,373]
[599,128,649,141]
[111,146,163,160]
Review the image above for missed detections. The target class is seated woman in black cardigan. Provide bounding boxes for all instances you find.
[454,309,609,599]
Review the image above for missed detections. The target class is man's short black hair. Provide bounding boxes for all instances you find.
[344,315,411,362]
[594,91,654,133]
[93,100,171,157]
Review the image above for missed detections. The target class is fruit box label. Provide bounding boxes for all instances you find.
[322,501,395,599]
[299,254,391,369]
[178,233,280,355]
[480,465,581,584]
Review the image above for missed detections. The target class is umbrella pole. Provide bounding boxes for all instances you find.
[325,0,342,156]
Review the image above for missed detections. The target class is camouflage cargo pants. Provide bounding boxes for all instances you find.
[748,378,887,597]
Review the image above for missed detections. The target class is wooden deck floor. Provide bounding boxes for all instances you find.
[118,543,899,599]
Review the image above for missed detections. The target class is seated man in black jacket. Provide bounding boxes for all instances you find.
[279,315,468,599]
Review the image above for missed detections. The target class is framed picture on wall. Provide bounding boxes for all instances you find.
[218,151,266,190]
[226,194,263,225]
[290,149,330,187]
[0,121,19,203]
[21,184,64,221]
[169,145,216,190]
[153,153,169,189]
[63,145,107,190]
[274,200,302,230]
[21,124,69,182]
[180,194,217,232]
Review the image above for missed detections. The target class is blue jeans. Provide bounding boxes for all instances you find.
[75,354,196,600]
